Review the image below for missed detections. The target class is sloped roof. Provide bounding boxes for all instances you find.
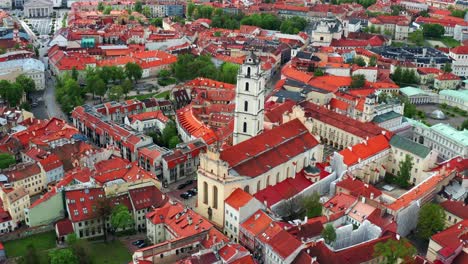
[225,188,254,211]
[390,134,431,158]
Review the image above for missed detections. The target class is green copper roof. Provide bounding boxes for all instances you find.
[399,87,435,97]
[439,89,468,102]
[372,111,402,123]
[390,134,431,158]
[431,123,468,147]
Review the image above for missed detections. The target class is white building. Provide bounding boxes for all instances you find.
[23,0,53,17]
[439,89,468,111]
[0,0,12,8]
[0,58,46,90]
[233,51,265,145]
[411,121,468,160]
[124,111,169,132]
[449,46,468,78]
[224,188,264,242]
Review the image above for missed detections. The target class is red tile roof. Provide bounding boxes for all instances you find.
[65,188,105,222]
[264,100,296,124]
[451,45,468,55]
[220,119,319,177]
[55,218,74,237]
[336,176,382,199]
[225,188,254,211]
[338,134,391,166]
[324,193,358,215]
[431,220,468,257]
[301,102,387,139]
[254,172,315,207]
[127,111,169,124]
[240,210,273,237]
[218,243,250,263]
[436,73,461,81]
[128,185,167,211]
[146,201,213,238]
[267,230,302,259]
[3,163,41,182]
[440,200,468,219]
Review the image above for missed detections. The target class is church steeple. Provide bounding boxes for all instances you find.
[233,50,265,145]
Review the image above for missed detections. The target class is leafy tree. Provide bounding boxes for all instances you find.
[187,2,196,18]
[396,154,413,188]
[168,136,180,148]
[351,74,366,88]
[368,56,377,67]
[417,203,446,240]
[409,30,424,46]
[125,62,143,83]
[280,16,308,34]
[0,153,15,169]
[461,119,468,130]
[56,75,84,113]
[5,82,24,107]
[110,204,134,232]
[373,239,416,264]
[241,13,281,30]
[142,6,152,18]
[302,192,322,218]
[390,5,404,16]
[94,197,112,241]
[321,224,336,245]
[134,0,143,13]
[422,24,445,38]
[109,85,124,101]
[314,68,324,76]
[419,10,429,17]
[378,92,388,103]
[121,79,133,97]
[353,56,366,67]
[403,99,417,118]
[49,249,78,264]
[218,62,239,84]
[67,233,78,244]
[103,6,112,15]
[94,78,107,101]
[214,31,222,37]
[150,18,163,27]
[15,74,36,96]
[20,244,38,264]
[71,66,79,81]
[443,62,452,73]
[97,2,104,12]
[451,9,467,18]
[392,66,403,84]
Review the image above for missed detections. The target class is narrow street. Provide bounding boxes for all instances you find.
[32,71,67,120]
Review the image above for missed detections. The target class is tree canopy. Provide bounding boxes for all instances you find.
[49,249,78,264]
[172,54,238,84]
[0,153,16,169]
[56,75,85,114]
[373,238,416,264]
[351,74,366,88]
[322,224,337,245]
[125,62,143,83]
[302,192,322,218]
[396,154,413,188]
[110,204,134,232]
[392,66,419,86]
[417,203,446,240]
[422,24,445,38]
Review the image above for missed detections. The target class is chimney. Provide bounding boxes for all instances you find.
[187,216,192,225]
[370,193,374,200]
[254,213,260,220]
[382,130,386,135]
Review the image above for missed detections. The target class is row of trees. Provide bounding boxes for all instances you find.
[330,0,376,8]
[187,3,308,34]
[172,54,239,84]
[0,75,36,108]
[391,66,420,86]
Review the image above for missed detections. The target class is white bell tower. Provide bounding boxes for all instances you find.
[233,50,265,145]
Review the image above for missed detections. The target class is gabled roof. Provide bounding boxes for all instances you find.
[240,210,273,237]
[220,119,319,177]
[267,230,302,259]
[440,200,468,219]
[431,219,468,257]
[225,188,254,211]
[339,134,391,166]
[390,134,431,158]
[336,176,382,199]
[128,185,167,211]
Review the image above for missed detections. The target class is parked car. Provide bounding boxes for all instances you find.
[187,188,197,196]
[184,180,194,185]
[180,192,192,200]
[137,242,147,248]
[132,240,144,246]
[177,183,186,190]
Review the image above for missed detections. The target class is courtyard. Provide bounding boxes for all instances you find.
[414,104,466,128]
[25,18,53,36]
[3,230,132,264]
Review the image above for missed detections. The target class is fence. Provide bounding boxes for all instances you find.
[0,224,55,242]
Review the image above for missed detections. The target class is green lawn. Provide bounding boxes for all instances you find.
[127,90,170,100]
[88,240,132,264]
[439,36,461,48]
[3,231,56,258]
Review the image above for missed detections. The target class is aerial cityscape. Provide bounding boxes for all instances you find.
[0,0,467,263]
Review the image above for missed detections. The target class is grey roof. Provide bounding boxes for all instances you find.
[372,111,402,123]
[390,134,431,158]
[272,89,305,103]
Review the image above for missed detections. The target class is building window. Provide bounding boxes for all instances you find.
[213,186,218,209]
[266,175,270,186]
[256,181,261,192]
[203,182,208,204]
[247,67,251,77]
[243,122,247,133]
[245,82,249,91]
[244,185,250,194]
[244,101,248,112]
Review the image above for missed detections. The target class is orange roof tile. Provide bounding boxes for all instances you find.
[225,188,255,210]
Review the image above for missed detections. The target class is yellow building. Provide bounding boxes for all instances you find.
[196,119,323,226]
[0,186,30,224]
[3,163,46,196]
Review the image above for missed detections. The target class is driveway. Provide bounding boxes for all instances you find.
[119,233,147,254]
